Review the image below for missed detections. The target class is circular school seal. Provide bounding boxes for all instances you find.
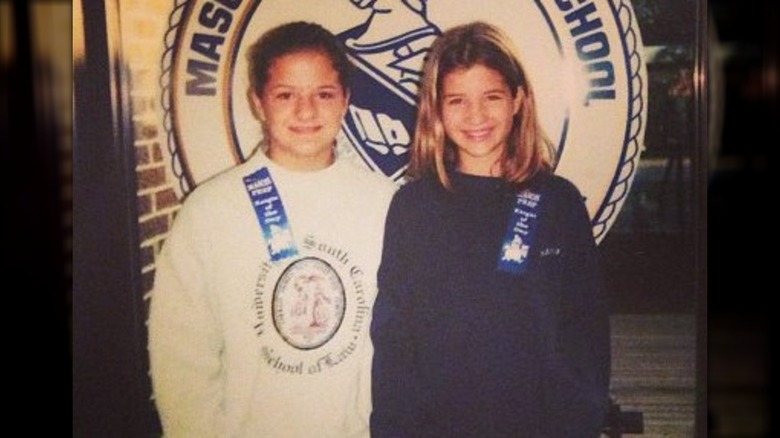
[160,0,647,242]
[252,235,372,375]
[273,257,346,350]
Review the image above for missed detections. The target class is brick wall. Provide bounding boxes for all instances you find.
[120,0,181,308]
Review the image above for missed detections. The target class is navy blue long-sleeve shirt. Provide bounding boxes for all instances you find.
[370,172,610,438]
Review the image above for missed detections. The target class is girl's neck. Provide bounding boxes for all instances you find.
[457,159,502,178]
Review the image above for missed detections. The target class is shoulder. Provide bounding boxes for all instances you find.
[528,174,591,231]
[179,161,253,208]
[394,175,442,203]
[532,173,585,207]
[533,173,594,238]
[380,176,443,226]
[174,156,281,228]
[333,161,399,212]
[341,160,398,194]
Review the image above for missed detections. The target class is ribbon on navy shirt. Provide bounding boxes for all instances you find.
[497,189,543,275]
[243,167,298,262]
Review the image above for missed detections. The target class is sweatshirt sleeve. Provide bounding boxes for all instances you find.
[147,201,225,438]
[544,180,612,437]
[370,191,420,438]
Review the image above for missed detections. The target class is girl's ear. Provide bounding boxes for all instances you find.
[513,86,524,115]
[342,90,351,119]
[248,88,265,122]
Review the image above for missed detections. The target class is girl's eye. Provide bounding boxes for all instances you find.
[486,93,505,101]
[275,92,293,100]
[318,91,336,100]
[445,97,464,106]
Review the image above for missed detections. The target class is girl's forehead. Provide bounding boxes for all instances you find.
[442,64,509,87]
[267,52,337,75]
[443,62,503,78]
[269,49,331,67]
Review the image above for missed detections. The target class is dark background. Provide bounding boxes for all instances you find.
[708,1,774,314]
[707,0,775,436]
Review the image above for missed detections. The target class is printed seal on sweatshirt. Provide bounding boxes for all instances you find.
[272,257,346,350]
[252,235,372,374]
[160,0,648,242]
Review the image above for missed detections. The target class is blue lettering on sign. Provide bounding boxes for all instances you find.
[199,2,234,33]
[186,59,218,96]
[555,0,615,104]
[185,0,243,96]
[191,33,224,62]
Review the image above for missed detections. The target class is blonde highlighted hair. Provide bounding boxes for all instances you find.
[409,21,555,189]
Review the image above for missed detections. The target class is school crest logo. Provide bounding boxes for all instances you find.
[161,0,647,242]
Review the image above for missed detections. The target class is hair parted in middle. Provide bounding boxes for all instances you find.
[409,21,555,189]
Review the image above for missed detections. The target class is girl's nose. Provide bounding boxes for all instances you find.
[465,101,487,124]
[295,96,316,119]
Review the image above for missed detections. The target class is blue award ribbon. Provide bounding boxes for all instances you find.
[243,167,298,262]
[497,189,543,275]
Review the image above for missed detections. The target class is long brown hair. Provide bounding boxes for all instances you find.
[409,21,555,189]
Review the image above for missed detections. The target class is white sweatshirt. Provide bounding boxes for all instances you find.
[148,151,397,437]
